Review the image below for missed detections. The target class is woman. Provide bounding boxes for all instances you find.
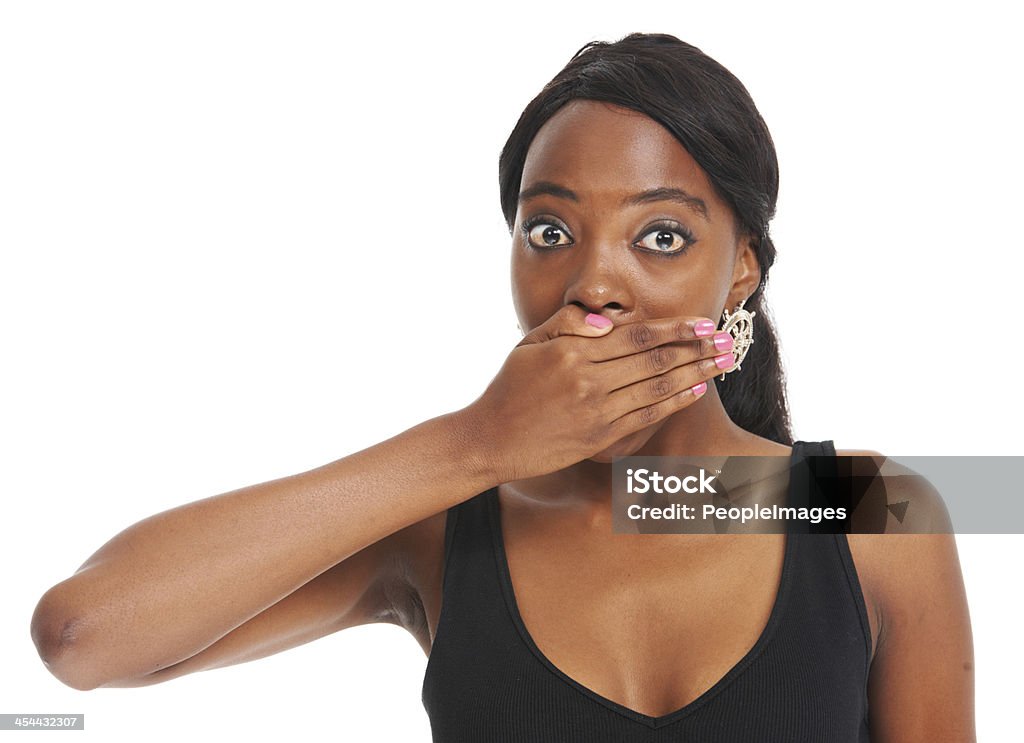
[31,32,974,741]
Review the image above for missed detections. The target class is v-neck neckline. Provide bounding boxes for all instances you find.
[486,445,802,729]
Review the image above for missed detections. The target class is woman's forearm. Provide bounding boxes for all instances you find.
[30,406,496,687]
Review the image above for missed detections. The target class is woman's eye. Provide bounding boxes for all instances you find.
[524,222,573,249]
[636,228,689,255]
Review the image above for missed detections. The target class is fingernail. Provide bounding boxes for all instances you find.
[715,352,735,369]
[713,332,734,351]
[694,319,716,336]
[691,381,708,396]
[586,313,612,328]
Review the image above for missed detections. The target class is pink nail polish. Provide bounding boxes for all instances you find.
[694,319,716,337]
[691,381,708,396]
[714,352,734,369]
[586,313,612,328]
[713,332,733,351]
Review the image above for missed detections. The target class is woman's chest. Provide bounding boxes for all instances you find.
[422,490,874,740]
[502,522,793,718]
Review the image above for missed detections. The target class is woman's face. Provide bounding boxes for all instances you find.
[511,98,759,337]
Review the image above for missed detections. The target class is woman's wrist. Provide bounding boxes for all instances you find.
[443,402,508,490]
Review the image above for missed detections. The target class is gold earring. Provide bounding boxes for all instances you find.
[717,298,756,380]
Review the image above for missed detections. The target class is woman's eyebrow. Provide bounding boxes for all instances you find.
[518,180,709,222]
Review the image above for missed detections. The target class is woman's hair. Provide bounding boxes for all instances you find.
[498,32,793,446]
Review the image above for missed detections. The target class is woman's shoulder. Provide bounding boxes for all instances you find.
[834,449,972,735]
[834,448,966,669]
[834,448,953,533]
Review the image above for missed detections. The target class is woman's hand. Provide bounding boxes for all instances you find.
[463,305,734,483]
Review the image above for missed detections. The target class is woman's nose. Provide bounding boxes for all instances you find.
[561,245,632,314]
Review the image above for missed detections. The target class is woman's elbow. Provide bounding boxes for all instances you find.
[30,587,105,691]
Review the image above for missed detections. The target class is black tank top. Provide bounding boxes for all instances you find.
[421,441,873,741]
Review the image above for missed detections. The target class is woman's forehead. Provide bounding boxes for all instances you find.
[520,99,721,217]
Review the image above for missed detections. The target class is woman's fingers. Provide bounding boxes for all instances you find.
[575,314,736,434]
[601,332,733,393]
[516,305,615,348]
[579,315,719,362]
[605,348,733,432]
[474,308,736,481]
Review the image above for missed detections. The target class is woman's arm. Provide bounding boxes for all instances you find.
[865,474,975,742]
[30,407,492,691]
[90,509,447,688]
[30,307,726,691]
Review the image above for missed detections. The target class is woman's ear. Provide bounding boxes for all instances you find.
[729,232,762,302]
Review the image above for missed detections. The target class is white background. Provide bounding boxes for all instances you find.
[2,1,1020,740]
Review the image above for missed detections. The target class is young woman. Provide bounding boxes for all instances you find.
[31,33,974,741]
